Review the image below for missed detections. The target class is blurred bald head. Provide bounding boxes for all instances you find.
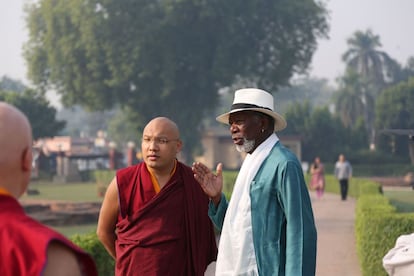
[0,102,33,197]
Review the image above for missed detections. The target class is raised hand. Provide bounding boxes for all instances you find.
[192,162,223,205]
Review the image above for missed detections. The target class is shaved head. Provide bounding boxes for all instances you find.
[143,117,180,138]
[0,102,33,197]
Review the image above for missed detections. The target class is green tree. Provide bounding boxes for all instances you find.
[283,102,347,162]
[303,107,346,162]
[106,107,141,148]
[0,89,65,139]
[398,56,414,82]
[0,76,26,93]
[24,0,328,161]
[333,70,366,130]
[342,29,399,87]
[283,100,313,136]
[376,77,414,159]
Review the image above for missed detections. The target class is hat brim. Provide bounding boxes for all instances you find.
[216,108,287,131]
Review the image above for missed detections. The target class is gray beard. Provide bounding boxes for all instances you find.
[235,138,255,153]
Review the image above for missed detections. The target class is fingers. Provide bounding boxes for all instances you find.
[192,162,208,184]
[192,161,211,176]
[216,163,223,177]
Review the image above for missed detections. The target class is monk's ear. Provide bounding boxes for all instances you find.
[21,147,32,172]
[176,140,183,153]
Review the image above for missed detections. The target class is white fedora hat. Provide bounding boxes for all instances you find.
[216,88,287,131]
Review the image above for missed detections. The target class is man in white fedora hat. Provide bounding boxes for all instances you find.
[193,88,317,275]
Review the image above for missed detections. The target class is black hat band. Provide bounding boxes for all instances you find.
[231,103,272,111]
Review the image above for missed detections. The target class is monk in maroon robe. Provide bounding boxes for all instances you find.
[0,102,97,276]
[97,117,217,275]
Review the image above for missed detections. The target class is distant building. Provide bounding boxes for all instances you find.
[32,136,119,182]
[32,129,302,182]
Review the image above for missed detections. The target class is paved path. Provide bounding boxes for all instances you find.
[205,191,362,275]
[311,191,362,276]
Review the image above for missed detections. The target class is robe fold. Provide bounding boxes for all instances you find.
[115,162,217,275]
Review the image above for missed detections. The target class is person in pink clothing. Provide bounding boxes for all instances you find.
[0,102,97,276]
[310,156,325,199]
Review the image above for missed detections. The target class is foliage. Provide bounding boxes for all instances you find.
[93,170,116,186]
[398,56,414,82]
[341,29,402,147]
[0,76,26,92]
[222,170,238,199]
[333,70,366,129]
[71,232,115,276]
[282,100,312,135]
[342,29,400,88]
[283,101,355,162]
[355,193,414,276]
[106,107,141,148]
[345,149,410,166]
[0,89,65,139]
[24,0,328,161]
[349,179,414,276]
[303,107,348,161]
[376,77,414,159]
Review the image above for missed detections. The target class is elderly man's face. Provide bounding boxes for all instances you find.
[228,111,263,153]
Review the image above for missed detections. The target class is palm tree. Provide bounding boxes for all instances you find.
[342,29,400,148]
[342,29,399,88]
[334,70,366,130]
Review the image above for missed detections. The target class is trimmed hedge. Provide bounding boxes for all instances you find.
[354,181,414,275]
[319,163,413,177]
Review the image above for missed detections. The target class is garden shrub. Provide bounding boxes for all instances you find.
[355,181,414,276]
[222,170,238,199]
[93,170,116,185]
[93,170,116,197]
[71,232,115,275]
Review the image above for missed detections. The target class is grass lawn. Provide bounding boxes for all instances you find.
[22,177,414,237]
[383,189,414,213]
[20,181,103,237]
[21,181,104,202]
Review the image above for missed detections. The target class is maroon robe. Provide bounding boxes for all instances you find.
[115,162,217,275]
[0,195,97,276]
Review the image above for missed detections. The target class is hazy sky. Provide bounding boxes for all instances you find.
[1,0,414,87]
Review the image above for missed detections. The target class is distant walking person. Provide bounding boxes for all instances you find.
[334,154,352,201]
[310,157,325,199]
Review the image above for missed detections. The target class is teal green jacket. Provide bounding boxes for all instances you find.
[209,142,317,276]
